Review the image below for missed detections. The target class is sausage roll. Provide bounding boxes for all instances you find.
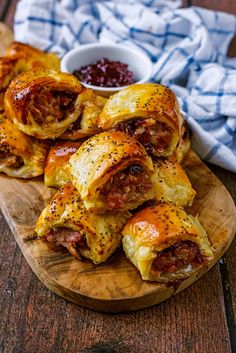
[153,155,196,206]
[60,91,107,140]
[64,131,156,212]
[0,113,48,178]
[5,42,60,71]
[35,182,131,264]
[44,141,82,188]
[122,203,213,283]
[0,42,60,112]
[175,121,191,164]
[4,70,89,139]
[0,57,27,111]
[98,83,182,157]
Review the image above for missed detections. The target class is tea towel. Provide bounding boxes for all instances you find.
[14,0,236,172]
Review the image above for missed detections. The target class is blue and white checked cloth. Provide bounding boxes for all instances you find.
[14,0,236,172]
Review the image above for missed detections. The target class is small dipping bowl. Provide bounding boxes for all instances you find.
[60,43,153,96]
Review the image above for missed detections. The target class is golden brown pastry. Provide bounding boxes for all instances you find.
[5,42,60,71]
[64,131,157,212]
[0,57,27,111]
[35,182,131,264]
[153,155,196,206]
[175,121,191,163]
[98,83,183,157]
[60,91,107,140]
[0,42,60,112]
[122,203,213,283]
[44,141,82,188]
[0,113,48,178]
[4,70,90,139]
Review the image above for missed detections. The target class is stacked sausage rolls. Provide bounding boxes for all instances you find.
[0,41,213,281]
[0,43,107,179]
[35,82,213,277]
[37,131,157,263]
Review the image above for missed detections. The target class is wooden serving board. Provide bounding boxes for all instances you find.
[0,150,235,313]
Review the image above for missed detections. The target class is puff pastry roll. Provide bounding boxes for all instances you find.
[5,42,60,71]
[44,141,82,188]
[0,113,48,178]
[0,57,27,111]
[0,42,60,111]
[175,121,191,163]
[98,83,182,157]
[36,182,131,264]
[122,203,213,283]
[4,70,88,139]
[65,131,156,212]
[153,155,196,206]
[60,91,107,140]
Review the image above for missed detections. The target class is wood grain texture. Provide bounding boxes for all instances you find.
[3,0,18,28]
[227,238,236,315]
[0,211,232,353]
[225,237,236,353]
[210,163,236,333]
[182,0,191,8]
[0,150,235,313]
[0,1,10,20]
[191,0,236,14]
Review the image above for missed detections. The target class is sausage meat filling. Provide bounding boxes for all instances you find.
[0,149,24,168]
[114,118,172,156]
[25,88,77,124]
[101,164,152,209]
[152,240,204,274]
[44,227,88,258]
[60,115,82,140]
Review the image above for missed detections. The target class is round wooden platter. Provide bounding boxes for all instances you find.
[0,150,235,313]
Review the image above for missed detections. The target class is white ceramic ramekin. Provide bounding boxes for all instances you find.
[60,43,153,96]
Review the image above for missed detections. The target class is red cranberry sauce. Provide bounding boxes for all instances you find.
[73,58,135,87]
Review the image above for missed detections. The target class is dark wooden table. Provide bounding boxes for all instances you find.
[0,1,235,353]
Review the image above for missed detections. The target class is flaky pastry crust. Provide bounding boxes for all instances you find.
[64,131,157,212]
[4,70,88,139]
[153,155,196,206]
[0,113,48,178]
[98,83,183,157]
[36,182,131,264]
[44,141,82,188]
[122,203,213,282]
[0,42,60,111]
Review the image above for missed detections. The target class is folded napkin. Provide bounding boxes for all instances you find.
[14,0,236,172]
